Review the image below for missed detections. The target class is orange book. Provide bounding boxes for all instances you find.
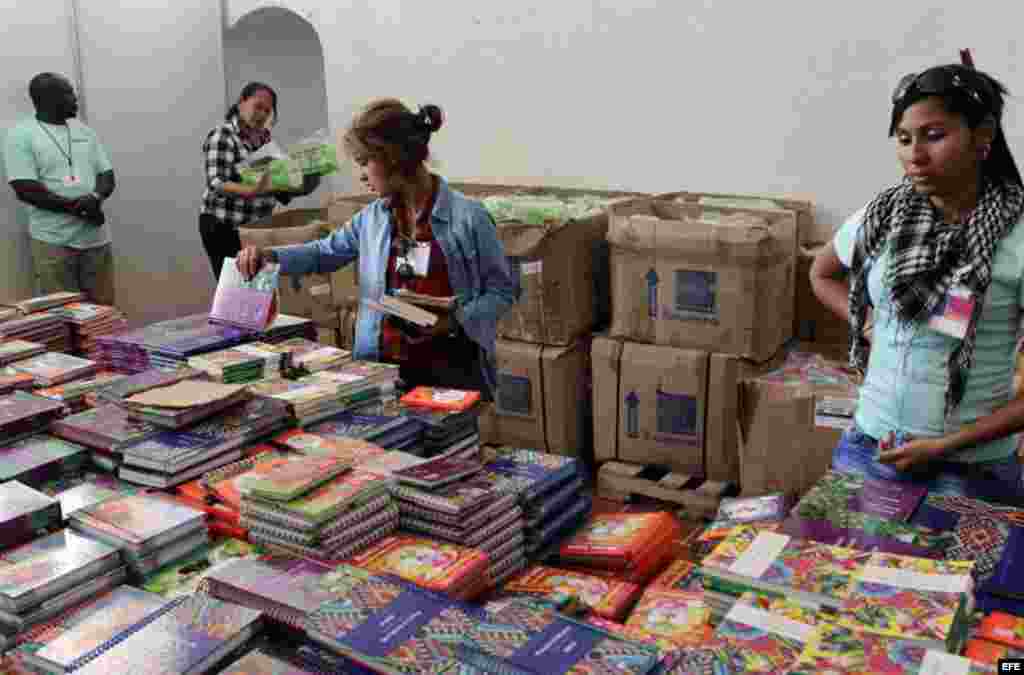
[174,480,240,525]
[624,589,713,648]
[399,386,481,412]
[272,429,387,465]
[559,512,680,570]
[347,534,490,596]
[502,565,642,621]
[649,559,701,591]
[977,611,1024,650]
[964,638,1024,665]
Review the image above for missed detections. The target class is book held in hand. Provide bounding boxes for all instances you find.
[210,256,281,331]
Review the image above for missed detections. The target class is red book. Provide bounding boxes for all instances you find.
[399,386,480,412]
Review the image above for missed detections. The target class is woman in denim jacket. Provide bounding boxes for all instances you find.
[810,63,1024,504]
[238,99,519,400]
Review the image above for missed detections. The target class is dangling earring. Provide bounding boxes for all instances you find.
[981,144,992,160]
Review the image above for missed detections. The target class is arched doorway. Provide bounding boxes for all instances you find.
[224,6,330,209]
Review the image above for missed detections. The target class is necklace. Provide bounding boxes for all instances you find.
[37,121,73,172]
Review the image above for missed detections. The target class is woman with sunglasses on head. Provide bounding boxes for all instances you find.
[811,62,1024,504]
[199,82,320,280]
[237,99,519,400]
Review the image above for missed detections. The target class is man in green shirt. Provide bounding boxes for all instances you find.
[4,73,116,305]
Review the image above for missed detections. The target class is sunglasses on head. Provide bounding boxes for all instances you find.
[891,67,994,108]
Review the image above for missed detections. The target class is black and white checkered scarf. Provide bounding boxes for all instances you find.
[848,177,1024,416]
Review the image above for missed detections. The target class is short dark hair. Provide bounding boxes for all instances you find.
[28,72,70,107]
[226,82,279,124]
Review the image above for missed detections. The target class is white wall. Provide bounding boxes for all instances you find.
[74,1,227,327]
[232,0,1024,227]
[224,6,330,210]
[0,0,79,303]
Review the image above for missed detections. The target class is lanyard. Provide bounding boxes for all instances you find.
[38,122,73,171]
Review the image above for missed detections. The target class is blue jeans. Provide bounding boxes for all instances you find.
[832,426,1024,505]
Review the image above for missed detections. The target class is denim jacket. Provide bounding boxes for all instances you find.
[272,176,520,394]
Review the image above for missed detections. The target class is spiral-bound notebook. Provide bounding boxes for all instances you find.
[70,593,263,674]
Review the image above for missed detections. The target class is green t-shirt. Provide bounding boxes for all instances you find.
[3,118,113,248]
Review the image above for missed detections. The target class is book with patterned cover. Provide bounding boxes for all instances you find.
[244,494,393,548]
[241,454,352,502]
[210,257,280,331]
[140,537,269,599]
[250,510,399,566]
[714,592,822,674]
[70,494,204,548]
[391,456,482,488]
[780,515,945,559]
[558,511,677,569]
[273,429,388,464]
[978,611,1024,650]
[397,491,517,531]
[204,450,293,510]
[242,468,389,528]
[796,469,928,523]
[700,525,870,609]
[0,434,89,486]
[965,637,1024,665]
[584,616,690,673]
[838,552,974,651]
[0,529,120,612]
[204,557,336,627]
[400,506,524,550]
[0,481,62,550]
[649,559,703,592]
[717,494,789,523]
[25,585,168,672]
[789,622,929,674]
[502,565,642,622]
[70,593,263,674]
[624,588,713,649]
[50,404,159,450]
[392,474,510,518]
[346,534,490,596]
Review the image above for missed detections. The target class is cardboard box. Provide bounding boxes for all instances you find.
[591,336,707,475]
[794,237,850,350]
[607,198,796,361]
[480,337,592,458]
[238,209,358,320]
[326,183,648,346]
[737,357,860,499]
[660,190,816,246]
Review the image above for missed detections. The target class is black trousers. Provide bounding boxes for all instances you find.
[199,213,242,280]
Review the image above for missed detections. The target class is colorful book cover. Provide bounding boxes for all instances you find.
[36,371,126,401]
[51,404,159,449]
[28,586,168,671]
[965,637,1024,665]
[71,494,203,547]
[272,429,387,464]
[977,611,1024,650]
[241,454,351,502]
[0,530,118,610]
[347,534,489,595]
[502,565,642,621]
[392,475,508,517]
[391,456,482,487]
[0,434,88,485]
[141,537,267,599]
[210,257,280,331]
[208,452,294,510]
[205,556,337,618]
[717,493,789,523]
[797,470,927,523]
[838,552,974,649]
[186,397,287,443]
[71,593,263,674]
[714,592,821,674]
[780,515,944,559]
[788,622,928,674]
[242,467,386,526]
[10,352,95,381]
[649,558,704,591]
[558,511,676,569]
[481,452,579,504]
[399,386,481,412]
[624,588,713,648]
[701,525,870,606]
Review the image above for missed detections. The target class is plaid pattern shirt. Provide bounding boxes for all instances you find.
[199,115,278,226]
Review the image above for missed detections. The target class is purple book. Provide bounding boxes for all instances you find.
[392,457,482,489]
[0,482,62,551]
[855,476,927,521]
[779,516,943,559]
[50,404,159,451]
[209,258,280,332]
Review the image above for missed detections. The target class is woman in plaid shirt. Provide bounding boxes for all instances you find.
[199,82,318,279]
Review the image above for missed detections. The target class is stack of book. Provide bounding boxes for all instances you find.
[3,291,83,314]
[648,558,735,622]
[117,396,288,488]
[347,533,492,600]
[499,564,643,621]
[238,455,398,563]
[0,391,66,445]
[102,314,250,373]
[44,593,262,674]
[307,406,426,453]
[711,592,822,673]
[53,302,129,360]
[307,360,400,407]
[187,344,284,383]
[68,493,209,577]
[0,311,72,353]
[303,564,661,674]
[248,377,352,427]
[49,404,160,470]
[555,511,681,585]
[47,473,144,521]
[259,313,317,343]
[399,387,483,457]
[0,481,62,551]
[10,352,97,387]
[482,448,588,557]
[35,371,125,413]
[92,366,200,406]
[0,434,89,488]
[0,339,46,366]
[0,529,125,637]
[392,456,527,588]
[204,556,335,631]
[115,379,251,429]
[270,337,351,373]
[0,366,36,395]
[93,332,150,373]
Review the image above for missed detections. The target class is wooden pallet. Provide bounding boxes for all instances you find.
[595,461,737,520]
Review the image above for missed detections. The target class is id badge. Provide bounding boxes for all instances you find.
[398,243,431,278]
[62,174,81,187]
[928,285,975,339]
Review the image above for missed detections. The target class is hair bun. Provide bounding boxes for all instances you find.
[418,104,444,133]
